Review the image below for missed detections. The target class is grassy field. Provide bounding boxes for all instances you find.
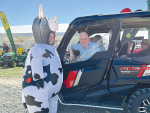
[0,67,24,78]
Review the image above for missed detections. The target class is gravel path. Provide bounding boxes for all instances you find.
[0,78,124,113]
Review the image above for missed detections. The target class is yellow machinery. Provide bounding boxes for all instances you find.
[17,47,23,55]
[0,50,2,56]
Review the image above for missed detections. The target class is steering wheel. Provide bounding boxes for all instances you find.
[64,52,70,64]
[130,41,135,54]
[63,49,81,64]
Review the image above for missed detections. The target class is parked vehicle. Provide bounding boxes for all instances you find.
[57,10,150,113]
[0,47,26,67]
[0,11,26,67]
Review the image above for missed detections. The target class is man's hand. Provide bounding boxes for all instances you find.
[70,54,74,61]
[69,49,74,61]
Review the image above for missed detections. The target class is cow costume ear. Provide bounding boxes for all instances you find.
[47,15,59,32]
[39,3,44,19]
[38,3,58,32]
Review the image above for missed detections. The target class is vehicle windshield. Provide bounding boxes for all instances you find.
[64,27,112,64]
[117,16,150,64]
[69,32,110,63]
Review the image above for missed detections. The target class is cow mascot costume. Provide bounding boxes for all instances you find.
[22,4,63,113]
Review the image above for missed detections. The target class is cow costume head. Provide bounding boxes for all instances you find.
[32,4,58,45]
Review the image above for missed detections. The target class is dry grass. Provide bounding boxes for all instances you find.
[0,67,24,78]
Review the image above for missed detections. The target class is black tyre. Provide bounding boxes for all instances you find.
[123,103,129,113]
[0,61,4,67]
[128,88,150,113]
[10,61,17,68]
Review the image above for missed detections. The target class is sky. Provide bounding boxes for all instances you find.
[0,0,148,27]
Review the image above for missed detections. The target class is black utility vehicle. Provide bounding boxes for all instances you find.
[57,11,150,113]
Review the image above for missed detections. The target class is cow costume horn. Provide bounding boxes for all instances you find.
[32,3,59,45]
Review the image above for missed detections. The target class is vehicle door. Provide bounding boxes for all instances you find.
[57,18,121,103]
[109,16,150,96]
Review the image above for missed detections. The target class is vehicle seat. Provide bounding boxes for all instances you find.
[17,47,23,55]
[0,50,2,56]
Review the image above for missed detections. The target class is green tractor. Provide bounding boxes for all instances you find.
[0,11,26,68]
[0,48,26,68]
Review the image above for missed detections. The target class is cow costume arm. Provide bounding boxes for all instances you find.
[30,47,44,81]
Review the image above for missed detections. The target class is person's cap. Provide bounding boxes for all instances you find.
[120,8,131,13]
[141,39,150,45]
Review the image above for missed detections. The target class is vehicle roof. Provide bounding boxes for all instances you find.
[69,11,150,29]
[57,11,150,61]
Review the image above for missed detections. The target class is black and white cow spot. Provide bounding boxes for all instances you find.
[30,53,33,63]
[58,68,63,74]
[51,92,58,98]
[25,65,32,77]
[34,108,49,113]
[24,95,42,107]
[43,64,59,85]
[22,65,36,89]
[42,49,54,59]
[34,73,41,80]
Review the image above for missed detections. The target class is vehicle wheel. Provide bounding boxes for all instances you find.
[123,103,129,113]
[11,61,17,68]
[22,57,26,62]
[128,88,150,113]
[0,61,4,67]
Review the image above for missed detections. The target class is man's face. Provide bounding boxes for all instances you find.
[3,44,6,47]
[79,33,89,48]
[141,43,149,50]
[49,33,55,45]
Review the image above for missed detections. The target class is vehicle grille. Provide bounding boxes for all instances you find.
[3,56,11,60]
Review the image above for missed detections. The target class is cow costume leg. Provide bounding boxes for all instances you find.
[22,4,63,113]
[48,95,58,113]
[23,86,49,113]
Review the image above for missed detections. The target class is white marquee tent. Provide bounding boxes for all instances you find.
[0,24,149,52]
[0,24,69,51]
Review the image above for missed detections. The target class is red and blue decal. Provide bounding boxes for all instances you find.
[120,64,150,77]
[64,70,78,88]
